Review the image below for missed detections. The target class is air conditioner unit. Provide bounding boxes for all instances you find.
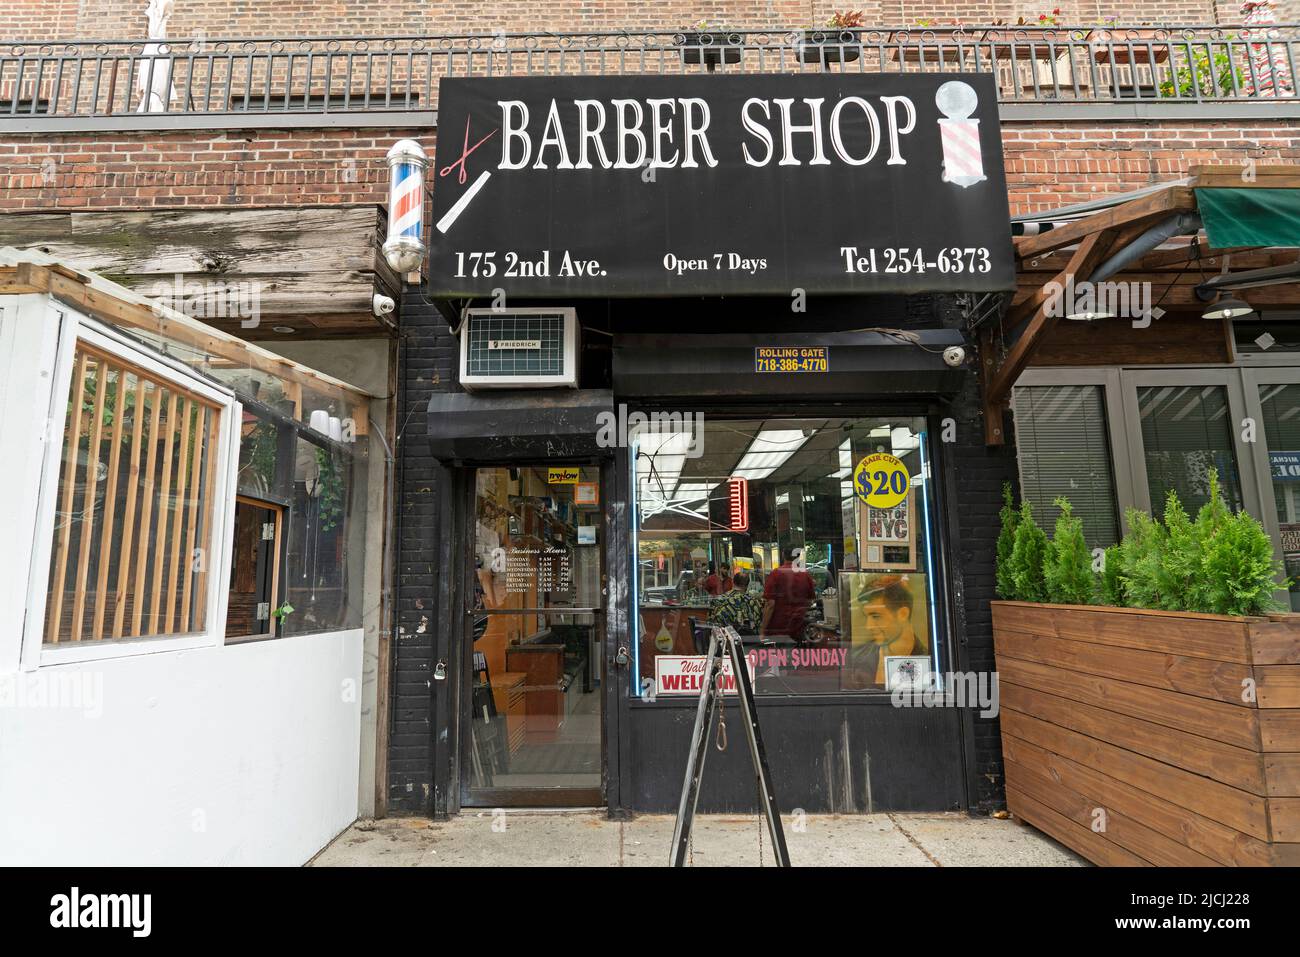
[458,307,579,389]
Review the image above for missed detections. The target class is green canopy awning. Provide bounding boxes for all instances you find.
[1196,187,1300,248]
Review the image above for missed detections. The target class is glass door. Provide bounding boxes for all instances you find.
[1242,368,1300,611]
[1118,369,1260,516]
[464,465,605,806]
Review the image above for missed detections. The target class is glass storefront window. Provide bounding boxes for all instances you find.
[1013,384,1120,549]
[236,411,280,499]
[1137,385,1244,513]
[633,416,941,696]
[279,436,366,636]
[1257,383,1300,611]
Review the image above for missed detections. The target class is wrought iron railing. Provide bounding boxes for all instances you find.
[1,26,1297,122]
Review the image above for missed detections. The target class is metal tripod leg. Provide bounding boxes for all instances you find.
[726,632,791,867]
[669,629,723,867]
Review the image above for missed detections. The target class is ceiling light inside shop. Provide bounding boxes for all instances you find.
[636,430,692,498]
[732,430,811,481]
[828,439,853,479]
[891,427,920,452]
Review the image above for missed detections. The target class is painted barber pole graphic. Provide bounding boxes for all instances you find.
[936,81,985,188]
[383,139,428,273]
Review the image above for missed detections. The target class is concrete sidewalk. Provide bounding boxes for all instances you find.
[311,811,1088,867]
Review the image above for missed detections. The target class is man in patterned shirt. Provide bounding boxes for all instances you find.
[708,572,764,635]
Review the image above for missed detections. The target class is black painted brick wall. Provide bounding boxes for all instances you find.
[939,296,1019,813]
[388,289,458,815]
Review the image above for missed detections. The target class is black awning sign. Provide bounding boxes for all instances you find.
[429,73,1014,298]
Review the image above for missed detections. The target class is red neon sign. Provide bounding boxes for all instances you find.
[727,477,749,532]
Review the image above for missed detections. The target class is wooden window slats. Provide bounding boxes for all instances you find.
[45,342,222,645]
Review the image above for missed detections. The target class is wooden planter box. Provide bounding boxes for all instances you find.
[992,601,1300,866]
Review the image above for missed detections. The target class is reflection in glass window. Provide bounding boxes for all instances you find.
[236,411,280,499]
[1257,383,1300,611]
[633,417,941,696]
[1138,385,1243,513]
[280,438,365,636]
[1013,385,1119,549]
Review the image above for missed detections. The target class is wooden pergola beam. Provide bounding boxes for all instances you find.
[1137,243,1260,270]
[0,261,84,294]
[983,228,1119,445]
[1015,186,1194,261]
[1190,164,1300,188]
[1006,216,1170,330]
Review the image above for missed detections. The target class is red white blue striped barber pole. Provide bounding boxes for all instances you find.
[383,139,428,273]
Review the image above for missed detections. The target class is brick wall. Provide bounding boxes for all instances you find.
[1,0,1291,41]
[949,358,1021,812]
[388,290,457,815]
[0,129,411,209]
[1002,119,1300,212]
[1,121,1293,216]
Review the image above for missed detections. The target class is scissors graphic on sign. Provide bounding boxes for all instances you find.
[440,116,498,185]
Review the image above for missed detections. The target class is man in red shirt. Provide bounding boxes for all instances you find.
[703,563,724,596]
[760,546,816,642]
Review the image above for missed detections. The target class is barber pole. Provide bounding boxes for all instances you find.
[383,139,428,273]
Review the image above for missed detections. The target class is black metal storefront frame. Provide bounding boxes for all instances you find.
[425,341,985,816]
[609,400,978,814]
[435,456,625,813]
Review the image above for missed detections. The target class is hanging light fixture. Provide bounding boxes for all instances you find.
[1065,305,1115,321]
[1202,294,1255,320]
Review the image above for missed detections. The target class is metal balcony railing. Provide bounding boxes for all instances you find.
[1,26,1297,126]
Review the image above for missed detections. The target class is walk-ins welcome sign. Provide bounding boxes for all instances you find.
[428,73,1015,298]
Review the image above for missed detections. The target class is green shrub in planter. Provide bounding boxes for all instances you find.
[1200,509,1285,617]
[1155,490,1200,612]
[1008,500,1049,603]
[995,482,1020,600]
[994,467,1286,614]
[1044,497,1097,605]
[1098,544,1125,607]
[1116,507,1166,610]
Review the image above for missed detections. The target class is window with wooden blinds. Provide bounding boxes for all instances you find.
[44,342,223,644]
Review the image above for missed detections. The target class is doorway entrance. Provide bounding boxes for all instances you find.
[226,497,284,639]
[463,464,606,807]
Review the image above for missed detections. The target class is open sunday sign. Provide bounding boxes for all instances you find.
[428,73,1015,298]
